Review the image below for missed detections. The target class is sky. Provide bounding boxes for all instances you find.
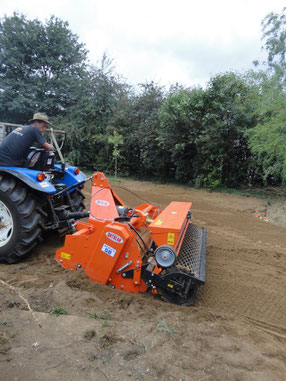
[1,0,286,88]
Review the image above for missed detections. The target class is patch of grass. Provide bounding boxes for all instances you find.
[98,332,117,348]
[0,333,11,354]
[155,318,175,335]
[212,186,286,200]
[1,320,13,327]
[6,300,20,309]
[102,320,109,328]
[88,313,98,319]
[83,329,96,340]
[123,343,146,361]
[49,306,68,316]
[88,309,112,320]
[99,309,112,320]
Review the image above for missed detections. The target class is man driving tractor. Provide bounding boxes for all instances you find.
[0,113,54,166]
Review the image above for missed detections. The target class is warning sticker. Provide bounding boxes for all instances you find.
[154,219,164,226]
[101,243,116,257]
[40,181,49,188]
[61,252,71,260]
[167,233,175,245]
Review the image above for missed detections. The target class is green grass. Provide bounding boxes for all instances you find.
[88,312,98,319]
[102,320,109,328]
[83,329,96,340]
[49,306,68,316]
[155,318,175,335]
[88,309,112,320]
[1,320,13,327]
[211,186,286,200]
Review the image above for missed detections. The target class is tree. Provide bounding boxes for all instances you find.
[159,86,205,183]
[0,13,87,123]
[159,73,257,188]
[59,55,130,171]
[244,8,286,187]
[262,7,286,83]
[108,130,124,178]
[104,81,165,179]
[245,71,286,186]
[198,72,257,188]
[127,82,165,178]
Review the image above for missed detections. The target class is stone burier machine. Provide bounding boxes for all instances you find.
[56,172,207,306]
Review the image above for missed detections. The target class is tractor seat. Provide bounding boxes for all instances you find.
[25,147,55,170]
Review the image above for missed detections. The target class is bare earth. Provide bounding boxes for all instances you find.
[1,179,286,381]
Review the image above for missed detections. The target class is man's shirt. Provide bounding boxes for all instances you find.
[0,125,46,165]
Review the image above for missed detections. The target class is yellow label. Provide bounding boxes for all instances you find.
[61,252,71,260]
[40,181,49,188]
[154,219,164,226]
[167,233,175,245]
[167,284,174,288]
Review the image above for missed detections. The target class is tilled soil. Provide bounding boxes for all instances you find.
[0,179,286,381]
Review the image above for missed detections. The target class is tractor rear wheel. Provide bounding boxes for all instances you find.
[70,188,85,212]
[0,175,43,263]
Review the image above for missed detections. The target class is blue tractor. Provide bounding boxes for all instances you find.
[0,125,88,263]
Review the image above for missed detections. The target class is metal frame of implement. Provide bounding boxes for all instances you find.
[56,172,207,305]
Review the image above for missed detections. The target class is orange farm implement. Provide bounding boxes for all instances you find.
[56,172,207,306]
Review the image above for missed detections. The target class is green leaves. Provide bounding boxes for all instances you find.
[0,13,87,122]
[245,69,286,186]
[1,11,286,189]
[262,7,286,83]
[158,73,256,188]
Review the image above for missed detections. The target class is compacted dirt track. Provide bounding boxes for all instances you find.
[1,179,286,381]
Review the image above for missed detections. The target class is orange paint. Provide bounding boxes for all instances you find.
[55,172,192,295]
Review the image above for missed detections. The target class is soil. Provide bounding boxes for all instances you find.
[1,178,286,381]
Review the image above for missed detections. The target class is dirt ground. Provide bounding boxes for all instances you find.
[1,178,286,381]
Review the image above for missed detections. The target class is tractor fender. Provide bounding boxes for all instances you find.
[0,167,57,194]
[56,164,87,187]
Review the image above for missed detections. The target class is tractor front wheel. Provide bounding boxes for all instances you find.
[0,175,43,263]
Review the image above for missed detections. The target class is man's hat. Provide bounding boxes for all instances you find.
[29,113,52,125]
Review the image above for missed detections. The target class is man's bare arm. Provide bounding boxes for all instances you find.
[42,142,54,151]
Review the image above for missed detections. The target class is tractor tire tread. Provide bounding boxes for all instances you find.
[0,176,16,193]
[10,183,28,205]
[0,175,44,263]
[70,189,85,212]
